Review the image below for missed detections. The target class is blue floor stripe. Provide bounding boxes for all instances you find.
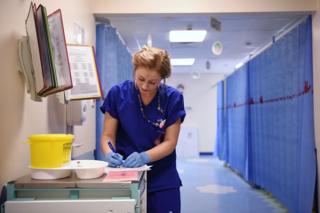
[199,152,214,156]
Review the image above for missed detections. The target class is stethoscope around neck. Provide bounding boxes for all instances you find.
[134,82,166,129]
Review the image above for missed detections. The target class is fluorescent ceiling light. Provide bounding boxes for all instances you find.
[171,58,195,66]
[235,62,244,69]
[169,30,207,42]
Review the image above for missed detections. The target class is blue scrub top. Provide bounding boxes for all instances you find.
[100,80,186,192]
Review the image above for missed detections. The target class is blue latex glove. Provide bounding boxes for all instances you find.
[123,152,150,168]
[105,152,124,167]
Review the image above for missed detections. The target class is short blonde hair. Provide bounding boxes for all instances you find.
[132,46,171,79]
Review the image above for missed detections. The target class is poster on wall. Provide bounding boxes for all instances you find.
[65,44,103,100]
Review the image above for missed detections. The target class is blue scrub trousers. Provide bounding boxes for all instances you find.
[147,188,180,213]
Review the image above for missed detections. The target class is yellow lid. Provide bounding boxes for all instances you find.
[29,134,74,142]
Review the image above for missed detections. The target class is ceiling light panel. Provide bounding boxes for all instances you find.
[171,58,195,66]
[169,30,207,42]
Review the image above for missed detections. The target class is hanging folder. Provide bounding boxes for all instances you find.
[34,4,56,95]
[25,2,45,94]
[47,9,73,92]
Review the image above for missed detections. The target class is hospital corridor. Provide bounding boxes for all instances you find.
[177,156,287,213]
[1,0,320,213]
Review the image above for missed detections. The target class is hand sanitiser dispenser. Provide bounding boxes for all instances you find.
[66,100,87,125]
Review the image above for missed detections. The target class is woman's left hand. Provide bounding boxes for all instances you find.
[123,152,150,168]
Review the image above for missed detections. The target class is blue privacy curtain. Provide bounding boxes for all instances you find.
[215,81,228,161]
[225,65,250,180]
[95,24,133,160]
[248,16,315,213]
[216,16,315,213]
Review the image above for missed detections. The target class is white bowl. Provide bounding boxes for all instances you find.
[30,166,72,180]
[69,160,107,179]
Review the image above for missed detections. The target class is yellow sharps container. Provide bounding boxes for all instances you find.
[28,134,74,168]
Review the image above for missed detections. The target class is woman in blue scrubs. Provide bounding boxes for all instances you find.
[100,46,186,213]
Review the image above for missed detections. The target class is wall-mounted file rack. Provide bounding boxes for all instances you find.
[19,2,73,102]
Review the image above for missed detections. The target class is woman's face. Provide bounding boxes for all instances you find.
[135,67,162,95]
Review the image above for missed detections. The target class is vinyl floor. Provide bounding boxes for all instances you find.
[177,156,288,213]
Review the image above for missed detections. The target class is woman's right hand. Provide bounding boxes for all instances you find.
[105,152,124,167]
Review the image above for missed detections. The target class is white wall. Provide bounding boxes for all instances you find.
[0,0,95,187]
[167,74,224,153]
